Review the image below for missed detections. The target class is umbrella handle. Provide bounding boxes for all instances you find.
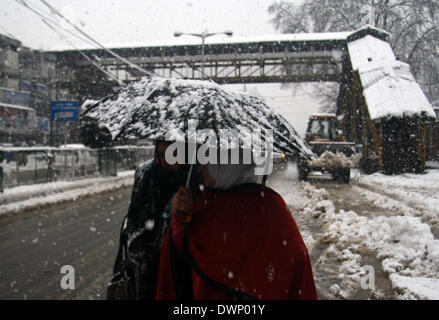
[185,146,197,188]
[185,163,194,188]
[183,171,194,223]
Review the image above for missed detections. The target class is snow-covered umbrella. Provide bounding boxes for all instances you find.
[80,77,313,160]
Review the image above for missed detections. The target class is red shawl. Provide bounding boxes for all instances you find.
[155,184,317,300]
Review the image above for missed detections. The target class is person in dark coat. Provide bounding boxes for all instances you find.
[155,160,318,300]
[111,140,191,300]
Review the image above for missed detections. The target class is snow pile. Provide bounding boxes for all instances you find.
[358,171,439,227]
[0,171,135,216]
[389,275,439,300]
[299,181,335,218]
[359,170,439,191]
[297,180,439,300]
[352,186,417,216]
[308,152,354,169]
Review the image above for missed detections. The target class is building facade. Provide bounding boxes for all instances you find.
[0,33,72,146]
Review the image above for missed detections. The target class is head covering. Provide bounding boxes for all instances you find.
[206,163,259,190]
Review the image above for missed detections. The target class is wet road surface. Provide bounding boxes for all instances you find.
[2,167,432,300]
[0,187,130,300]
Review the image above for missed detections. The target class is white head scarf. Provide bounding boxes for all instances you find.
[205,163,259,190]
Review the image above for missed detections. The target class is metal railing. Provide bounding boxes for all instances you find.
[0,145,155,191]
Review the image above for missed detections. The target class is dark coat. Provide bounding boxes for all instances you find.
[112,159,187,299]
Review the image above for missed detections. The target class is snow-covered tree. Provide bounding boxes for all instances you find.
[268,0,439,111]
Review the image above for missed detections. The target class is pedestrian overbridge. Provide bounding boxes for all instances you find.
[51,27,388,84]
[50,26,435,174]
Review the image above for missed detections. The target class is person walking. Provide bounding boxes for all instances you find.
[109,140,191,300]
[155,158,318,300]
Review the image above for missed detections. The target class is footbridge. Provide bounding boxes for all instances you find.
[50,27,388,85]
[51,26,436,174]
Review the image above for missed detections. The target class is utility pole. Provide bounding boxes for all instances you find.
[174,30,233,80]
[369,0,375,27]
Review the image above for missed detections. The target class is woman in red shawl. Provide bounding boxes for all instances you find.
[155,159,317,300]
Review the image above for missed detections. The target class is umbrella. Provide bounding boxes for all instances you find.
[80,77,312,160]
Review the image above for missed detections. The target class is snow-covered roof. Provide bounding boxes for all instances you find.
[310,113,336,118]
[360,62,435,120]
[348,35,396,71]
[59,144,88,150]
[348,36,435,120]
[49,31,353,52]
[0,102,35,112]
[48,25,394,53]
[351,24,391,38]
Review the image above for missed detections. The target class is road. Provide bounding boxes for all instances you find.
[303,179,395,300]
[0,172,396,300]
[284,170,437,300]
[1,166,436,300]
[0,187,131,300]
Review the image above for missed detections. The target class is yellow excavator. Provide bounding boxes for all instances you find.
[298,114,356,183]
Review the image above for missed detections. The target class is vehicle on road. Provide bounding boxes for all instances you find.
[297,114,356,183]
[53,144,98,177]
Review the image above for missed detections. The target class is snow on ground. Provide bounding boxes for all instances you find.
[351,185,418,217]
[357,170,439,229]
[389,275,439,300]
[270,163,439,300]
[426,161,439,169]
[2,161,439,300]
[0,171,135,216]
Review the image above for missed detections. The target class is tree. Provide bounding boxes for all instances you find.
[268,0,439,111]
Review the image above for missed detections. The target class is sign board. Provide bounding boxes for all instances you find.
[38,116,50,134]
[0,103,36,134]
[19,80,32,92]
[36,83,49,95]
[50,101,79,121]
[0,88,31,106]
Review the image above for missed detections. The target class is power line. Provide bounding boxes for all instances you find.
[13,0,123,85]
[41,20,123,86]
[39,0,159,78]
[15,0,159,80]
[13,0,97,49]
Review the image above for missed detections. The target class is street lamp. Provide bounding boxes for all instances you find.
[174,30,233,79]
